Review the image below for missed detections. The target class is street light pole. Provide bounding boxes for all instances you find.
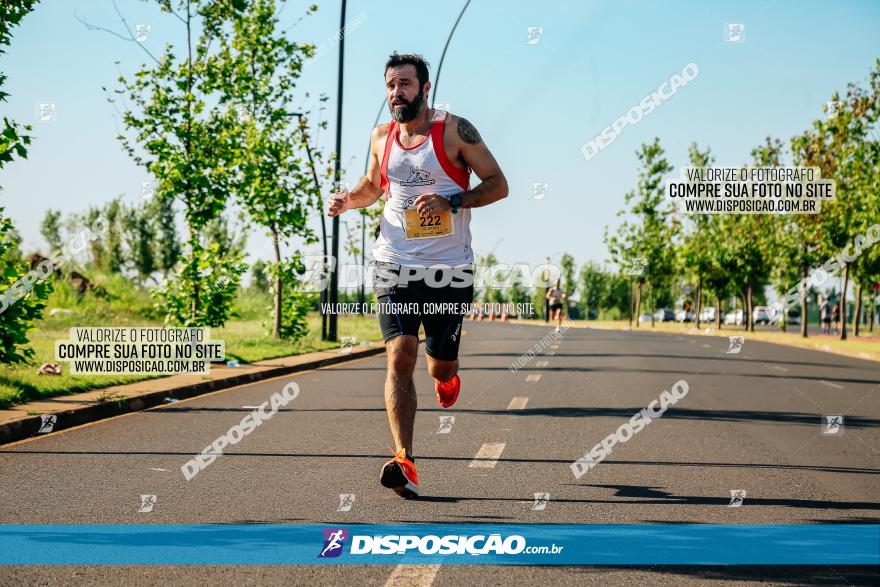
[431,0,472,108]
[288,111,329,340]
[328,0,347,342]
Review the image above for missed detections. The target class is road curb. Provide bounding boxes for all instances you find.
[0,344,387,446]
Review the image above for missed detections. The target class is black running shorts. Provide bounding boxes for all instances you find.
[372,262,474,361]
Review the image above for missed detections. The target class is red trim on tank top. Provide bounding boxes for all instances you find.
[431,113,470,191]
[379,120,397,199]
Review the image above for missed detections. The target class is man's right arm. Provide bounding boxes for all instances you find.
[328,124,387,216]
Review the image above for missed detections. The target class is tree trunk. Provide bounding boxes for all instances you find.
[746,279,754,332]
[801,260,809,338]
[189,230,199,325]
[716,296,722,330]
[695,276,702,329]
[840,264,849,341]
[272,230,282,339]
[650,284,655,328]
[634,282,642,328]
[628,282,633,327]
[780,297,787,333]
[870,292,876,334]
[854,283,863,337]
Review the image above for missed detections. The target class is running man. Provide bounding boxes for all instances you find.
[328,53,508,498]
[546,279,566,331]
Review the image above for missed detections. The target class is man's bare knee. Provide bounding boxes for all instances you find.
[386,335,418,375]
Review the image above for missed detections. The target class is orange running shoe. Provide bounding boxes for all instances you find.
[380,448,419,499]
[434,374,461,408]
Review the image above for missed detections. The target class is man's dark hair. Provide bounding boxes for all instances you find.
[384,52,430,87]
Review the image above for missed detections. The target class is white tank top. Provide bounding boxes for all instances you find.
[373,110,473,267]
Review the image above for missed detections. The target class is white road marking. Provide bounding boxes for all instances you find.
[385,564,441,587]
[549,345,559,349]
[469,443,506,468]
[507,397,529,410]
[149,468,168,472]
[526,374,541,382]
[821,380,844,389]
[242,406,262,409]
[772,365,789,372]
[536,360,549,368]
[700,343,710,349]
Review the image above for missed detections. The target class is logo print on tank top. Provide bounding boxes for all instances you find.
[400,165,435,187]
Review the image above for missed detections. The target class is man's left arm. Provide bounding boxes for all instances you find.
[413,117,507,215]
[453,117,508,209]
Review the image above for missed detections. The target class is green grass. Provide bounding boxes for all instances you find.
[0,279,382,409]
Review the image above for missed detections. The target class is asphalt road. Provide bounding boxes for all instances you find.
[1,321,878,585]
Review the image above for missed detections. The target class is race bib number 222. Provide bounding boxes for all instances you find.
[404,208,454,239]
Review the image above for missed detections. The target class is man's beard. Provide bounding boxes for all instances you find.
[389,89,424,122]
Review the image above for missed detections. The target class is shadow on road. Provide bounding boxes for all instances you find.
[581,484,880,512]
[463,352,861,369]
[3,449,878,477]
[144,404,880,429]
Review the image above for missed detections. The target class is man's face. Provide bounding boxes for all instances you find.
[386,64,427,122]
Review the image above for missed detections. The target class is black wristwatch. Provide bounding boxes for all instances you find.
[449,192,463,214]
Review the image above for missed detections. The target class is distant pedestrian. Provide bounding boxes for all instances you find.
[832,304,840,335]
[820,296,832,334]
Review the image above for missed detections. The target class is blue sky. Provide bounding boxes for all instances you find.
[1,0,879,274]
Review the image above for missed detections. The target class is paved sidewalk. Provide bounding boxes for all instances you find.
[0,341,386,444]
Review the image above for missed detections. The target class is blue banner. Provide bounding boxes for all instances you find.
[0,524,876,565]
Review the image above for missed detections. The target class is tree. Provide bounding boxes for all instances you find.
[148,196,181,279]
[0,0,49,365]
[578,261,604,320]
[793,61,880,340]
[1,222,22,264]
[786,130,826,337]
[605,138,677,327]
[250,258,270,292]
[601,271,631,320]
[735,137,781,332]
[115,0,239,326]
[201,213,248,259]
[40,209,63,252]
[676,143,718,329]
[508,279,530,316]
[477,252,507,305]
[103,197,126,273]
[212,0,319,339]
[560,252,576,298]
[124,203,157,284]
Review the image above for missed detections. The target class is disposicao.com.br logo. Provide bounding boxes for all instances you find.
[318,528,563,557]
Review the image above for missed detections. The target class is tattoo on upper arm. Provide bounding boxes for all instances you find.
[456,117,482,145]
